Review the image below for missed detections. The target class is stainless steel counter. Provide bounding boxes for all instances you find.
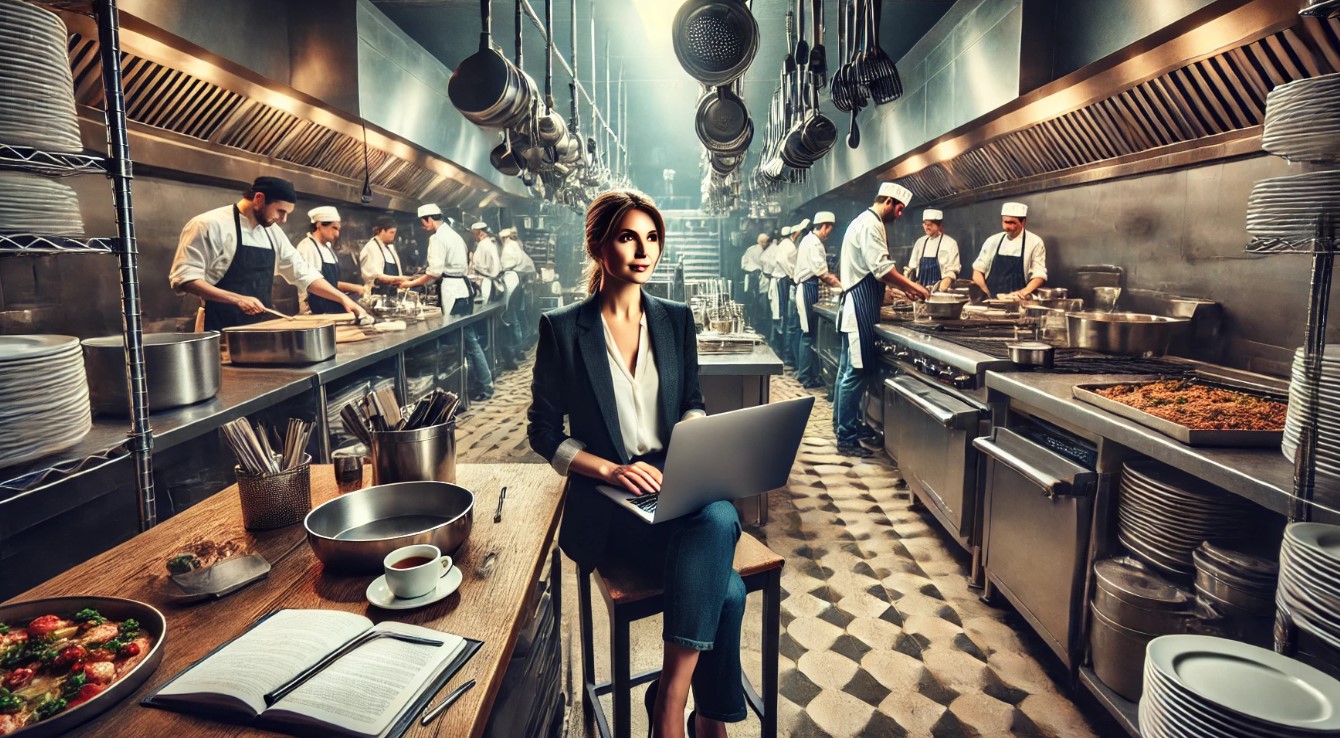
[985,370,1295,515]
[698,344,784,376]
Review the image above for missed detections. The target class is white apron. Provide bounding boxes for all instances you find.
[795,282,810,334]
[768,277,780,320]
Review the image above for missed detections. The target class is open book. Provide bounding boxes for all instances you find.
[144,609,481,738]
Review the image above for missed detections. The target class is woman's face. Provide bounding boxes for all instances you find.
[600,208,661,287]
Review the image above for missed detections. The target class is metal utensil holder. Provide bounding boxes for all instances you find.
[370,421,456,484]
[237,454,312,531]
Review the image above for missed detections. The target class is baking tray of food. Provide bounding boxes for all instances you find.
[1072,377,1287,447]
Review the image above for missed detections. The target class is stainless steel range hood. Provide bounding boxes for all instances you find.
[59,1,526,212]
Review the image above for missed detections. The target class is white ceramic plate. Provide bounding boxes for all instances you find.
[0,334,79,361]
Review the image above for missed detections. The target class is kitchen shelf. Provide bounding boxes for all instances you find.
[1078,667,1141,738]
[0,143,106,176]
[1246,236,1338,255]
[0,233,115,254]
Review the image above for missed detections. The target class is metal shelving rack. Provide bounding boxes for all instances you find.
[1,0,156,529]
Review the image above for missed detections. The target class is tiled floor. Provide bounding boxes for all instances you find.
[459,354,1117,737]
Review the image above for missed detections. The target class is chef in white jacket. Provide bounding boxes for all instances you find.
[295,206,366,314]
[740,233,767,329]
[833,182,930,457]
[497,226,526,369]
[770,225,799,363]
[972,202,1047,300]
[793,211,841,388]
[360,216,407,295]
[907,209,960,293]
[469,221,503,303]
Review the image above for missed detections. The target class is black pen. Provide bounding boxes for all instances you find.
[420,679,476,725]
[493,485,507,523]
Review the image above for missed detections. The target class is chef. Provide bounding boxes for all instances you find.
[497,226,526,370]
[469,222,504,303]
[740,233,766,326]
[793,211,841,389]
[295,206,365,314]
[972,202,1047,301]
[770,224,799,364]
[169,176,367,331]
[907,208,961,293]
[360,216,409,296]
[415,205,493,399]
[833,182,931,457]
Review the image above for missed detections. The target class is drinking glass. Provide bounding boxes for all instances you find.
[1093,287,1121,313]
[333,448,365,494]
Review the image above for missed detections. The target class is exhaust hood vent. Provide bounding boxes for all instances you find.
[895,16,1340,205]
[64,34,482,208]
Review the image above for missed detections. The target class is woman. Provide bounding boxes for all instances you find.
[528,189,745,738]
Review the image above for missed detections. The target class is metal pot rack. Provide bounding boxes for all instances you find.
[1,0,156,530]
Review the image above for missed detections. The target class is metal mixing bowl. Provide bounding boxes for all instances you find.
[304,481,474,574]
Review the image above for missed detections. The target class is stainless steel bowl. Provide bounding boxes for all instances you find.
[1006,341,1054,368]
[82,332,220,414]
[304,481,474,574]
[1065,311,1189,356]
[223,323,335,365]
[1035,287,1069,300]
[0,596,166,738]
[924,299,966,319]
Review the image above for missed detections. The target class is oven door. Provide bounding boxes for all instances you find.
[883,374,982,545]
[976,427,1097,670]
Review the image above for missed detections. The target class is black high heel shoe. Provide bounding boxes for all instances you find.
[644,680,658,738]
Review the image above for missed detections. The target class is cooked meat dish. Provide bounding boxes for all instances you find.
[1094,379,1287,431]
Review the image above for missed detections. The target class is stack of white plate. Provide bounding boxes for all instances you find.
[1139,634,1340,737]
[1277,523,1340,650]
[0,335,91,469]
[0,171,85,237]
[0,0,82,153]
[1283,347,1340,490]
[1117,460,1257,578]
[1264,73,1340,164]
[1245,169,1340,243]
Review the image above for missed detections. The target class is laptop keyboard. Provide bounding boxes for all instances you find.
[628,494,659,514]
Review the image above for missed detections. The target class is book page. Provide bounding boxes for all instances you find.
[264,621,465,738]
[154,609,372,716]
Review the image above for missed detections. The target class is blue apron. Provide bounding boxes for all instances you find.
[984,232,1027,296]
[840,272,883,371]
[204,206,276,332]
[799,277,819,336]
[917,234,944,289]
[302,236,346,314]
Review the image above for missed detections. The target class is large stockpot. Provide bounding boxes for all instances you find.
[1090,558,1193,701]
[82,332,220,414]
[304,481,475,574]
[1065,311,1189,356]
[223,322,336,364]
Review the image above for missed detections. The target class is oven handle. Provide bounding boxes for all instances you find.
[973,435,1078,498]
[884,377,975,430]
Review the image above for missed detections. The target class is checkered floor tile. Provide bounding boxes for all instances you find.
[459,353,1116,737]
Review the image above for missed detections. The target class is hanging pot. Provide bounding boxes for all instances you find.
[448,0,516,116]
[490,140,522,176]
[672,0,760,86]
[695,85,751,152]
[536,110,567,144]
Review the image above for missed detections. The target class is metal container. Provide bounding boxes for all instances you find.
[1089,604,1156,702]
[1034,287,1069,300]
[236,455,312,531]
[923,297,967,319]
[1065,311,1189,356]
[82,332,220,414]
[223,322,335,364]
[1092,557,1193,633]
[0,596,166,738]
[1006,341,1054,368]
[304,480,475,573]
[370,421,456,484]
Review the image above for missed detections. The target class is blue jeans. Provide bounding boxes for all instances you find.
[602,500,748,723]
[796,326,819,384]
[833,333,867,446]
[465,323,493,396]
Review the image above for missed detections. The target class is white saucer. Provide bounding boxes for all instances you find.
[365,566,463,610]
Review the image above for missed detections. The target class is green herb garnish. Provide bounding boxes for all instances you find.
[73,609,105,626]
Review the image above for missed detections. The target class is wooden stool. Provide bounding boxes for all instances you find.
[578,533,784,738]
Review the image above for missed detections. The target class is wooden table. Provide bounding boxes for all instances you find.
[3,463,565,738]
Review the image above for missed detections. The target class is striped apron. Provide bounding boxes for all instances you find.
[840,272,883,371]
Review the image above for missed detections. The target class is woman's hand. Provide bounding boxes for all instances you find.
[607,461,663,496]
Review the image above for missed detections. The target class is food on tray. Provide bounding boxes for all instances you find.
[0,608,152,734]
[1094,379,1287,431]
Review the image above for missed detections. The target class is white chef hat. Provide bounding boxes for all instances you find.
[1001,202,1029,218]
[814,211,835,225]
[922,209,944,221]
[757,233,770,243]
[499,227,517,238]
[417,204,442,218]
[307,206,340,223]
[470,221,489,231]
[797,218,811,231]
[780,225,792,236]
[877,181,913,206]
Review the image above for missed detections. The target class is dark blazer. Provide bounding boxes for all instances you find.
[528,292,705,570]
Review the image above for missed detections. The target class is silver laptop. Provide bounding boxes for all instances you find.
[597,396,814,524]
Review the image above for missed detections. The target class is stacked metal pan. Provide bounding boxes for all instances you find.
[1117,459,1257,578]
[1139,634,1340,737]
[0,0,85,238]
[1089,557,1194,702]
[1192,542,1278,647]
[1277,523,1340,652]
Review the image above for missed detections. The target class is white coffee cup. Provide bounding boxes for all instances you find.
[383,544,454,599]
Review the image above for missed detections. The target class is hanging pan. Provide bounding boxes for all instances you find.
[673,0,760,87]
[448,0,515,116]
[695,84,750,152]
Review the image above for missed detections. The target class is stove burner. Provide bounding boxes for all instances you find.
[914,334,1191,376]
